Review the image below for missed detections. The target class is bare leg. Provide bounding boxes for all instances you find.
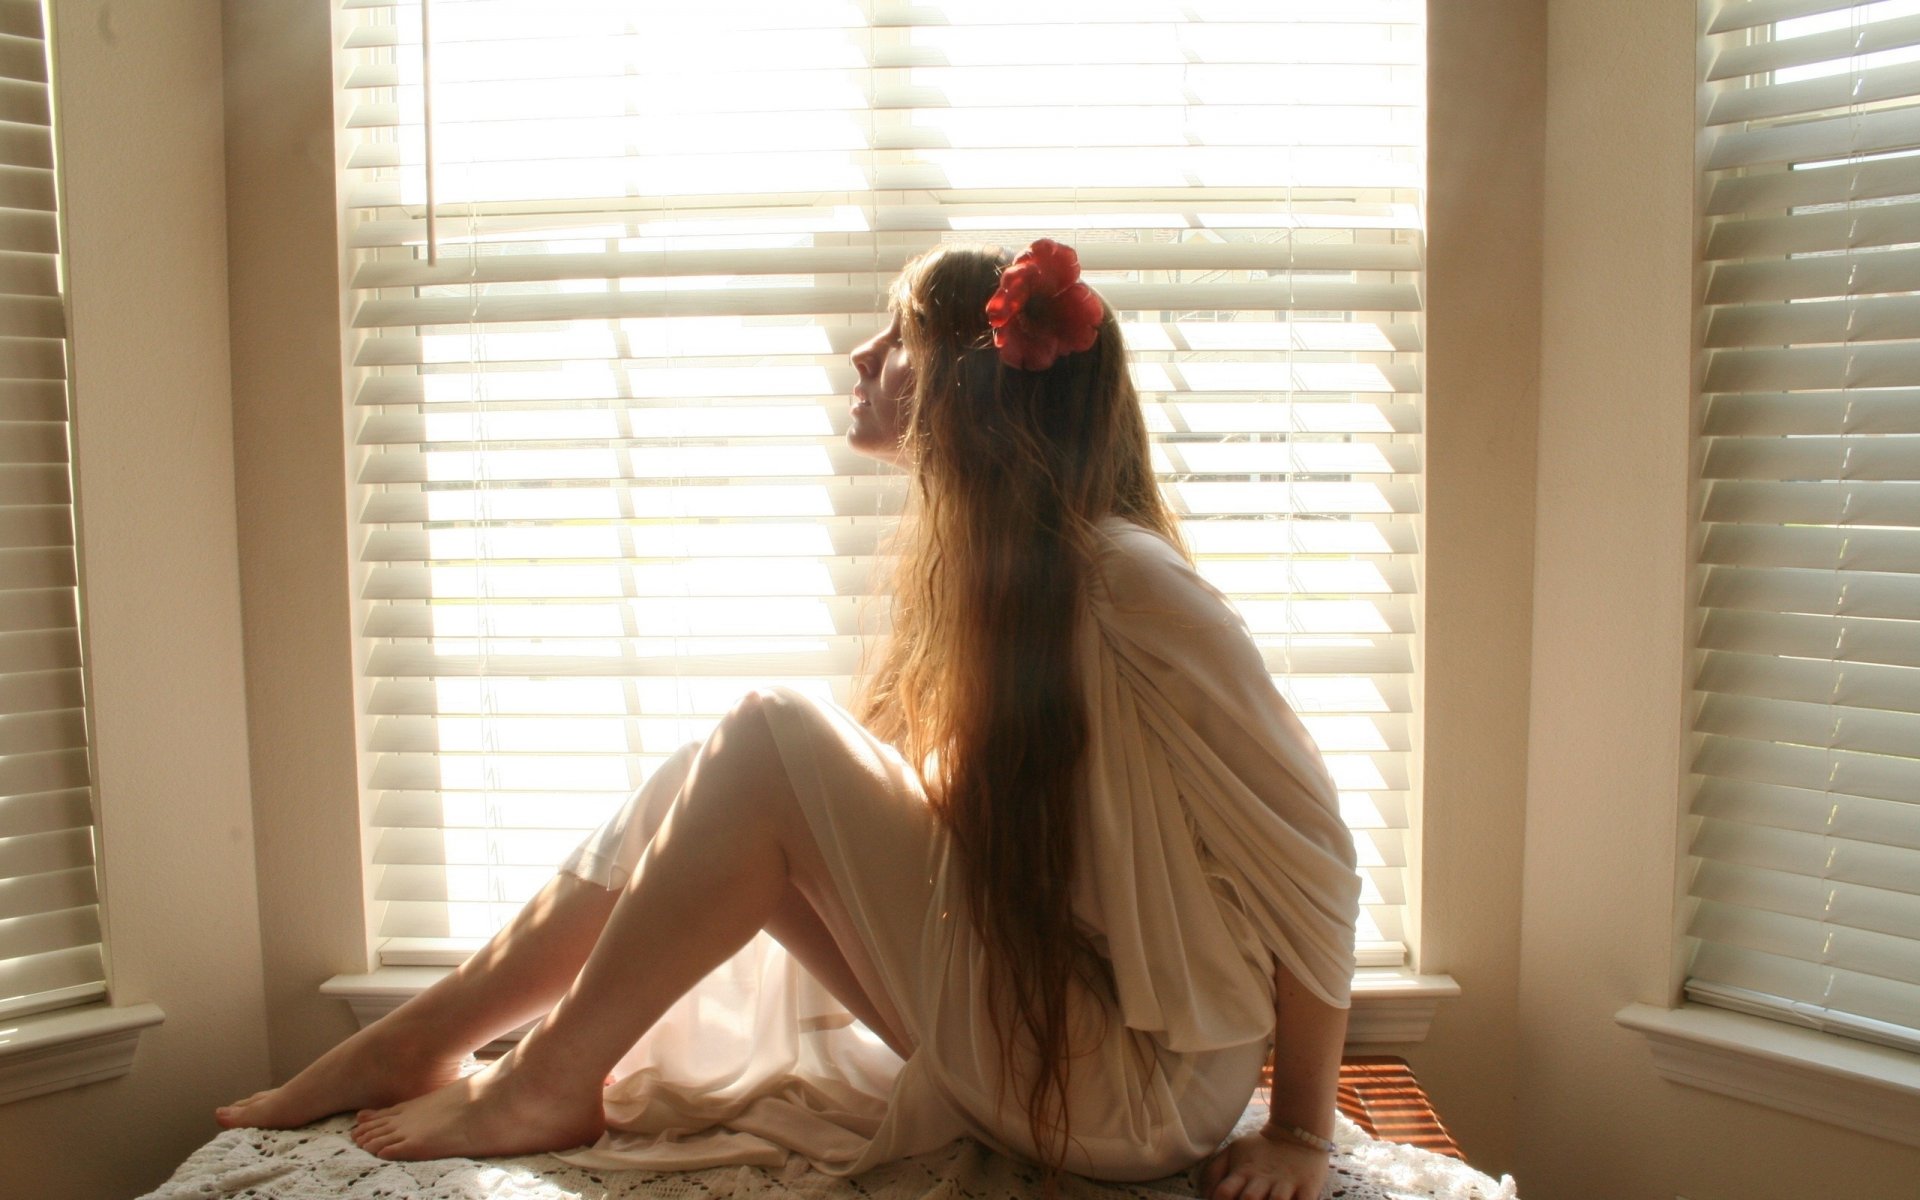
[216,871,621,1130]
[767,885,909,1059]
[351,690,820,1160]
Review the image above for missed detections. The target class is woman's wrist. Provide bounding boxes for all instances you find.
[1259,1121,1336,1155]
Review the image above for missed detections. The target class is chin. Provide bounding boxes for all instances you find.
[848,438,903,467]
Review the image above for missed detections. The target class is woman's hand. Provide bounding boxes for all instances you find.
[1200,1129,1331,1200]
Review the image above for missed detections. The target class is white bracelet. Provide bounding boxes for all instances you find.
[1266,1123,1336,1154]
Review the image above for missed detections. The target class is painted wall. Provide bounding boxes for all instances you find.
[1403,0,1544,1170]
[222,0,371,1089]
[1511,0,1920,1195]
[0,3,271,1197]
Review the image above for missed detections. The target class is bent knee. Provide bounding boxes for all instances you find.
[723,685,831,739]
[730,684,809,713]
[700,688,811,792]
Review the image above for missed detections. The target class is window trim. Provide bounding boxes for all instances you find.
[1618,1003,1920,1147]
[0,1002,163,1106]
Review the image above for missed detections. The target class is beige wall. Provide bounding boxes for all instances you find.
[222,0,371,1087]
[6,1,1920,1197]
[1511,0,1920,1196]
[0,3,272,1197]
[1405,0,1545,1171]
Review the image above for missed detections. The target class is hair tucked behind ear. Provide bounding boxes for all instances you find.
[853,245,1185,1180]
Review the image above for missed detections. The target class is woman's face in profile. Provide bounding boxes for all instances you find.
[848,311,912,464]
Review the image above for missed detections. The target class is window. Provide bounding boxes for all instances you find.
[0,0,105,1022]
[335,0,1425,973]
[1690,0,1920,1053]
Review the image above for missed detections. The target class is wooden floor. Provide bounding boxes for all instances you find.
[1259,1055,1464,1161]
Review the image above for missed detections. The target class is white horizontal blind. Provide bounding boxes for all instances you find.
[0,0,102,1020]
[1691,0,1920,1052]
[337,0,1424,969]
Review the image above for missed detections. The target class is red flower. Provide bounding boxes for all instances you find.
[984,238,1105,371]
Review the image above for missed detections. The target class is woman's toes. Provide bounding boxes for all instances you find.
[365,1128,404,1156]
[214,1090,267,1126]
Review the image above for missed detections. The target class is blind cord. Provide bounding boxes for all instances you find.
[421,0,438,266]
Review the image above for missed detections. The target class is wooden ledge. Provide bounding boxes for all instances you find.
[1260,1054,1464,1161]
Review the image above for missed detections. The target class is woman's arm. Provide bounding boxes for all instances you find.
[1200,956,1347,1200]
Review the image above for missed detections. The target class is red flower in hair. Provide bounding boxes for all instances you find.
[984,238,1105,372]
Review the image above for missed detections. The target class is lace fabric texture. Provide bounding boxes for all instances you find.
[141,1104,1520,1200]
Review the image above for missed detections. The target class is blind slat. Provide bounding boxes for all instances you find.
[0,864,94,922]
[1703,104,1920,171]
[1708,13,1920,82]
[1702,479,1920,526]
[1699,565,1919,620]
[1705,200,1920,262]
[1706,248,1920,306]
[352,281,1426,329]
[1706,58,1920,125]
[1696,691,1920,759]
[350,241,1423,290]
[1695,774,1920,849]
[1700,522,1920,573]
[1700,607,1920,669]
[1705,153,1920,217]
[353,323,1428,367]
[1693,859,1920,944]
[1702,433,1920,481]
[1706,0,1868,36]
[1697,649,1920,714]
[0,786,89,839]
[1692,898,1920,983]
[1703,390,1920,435]
[1692,815,1920,895]
[361,675,1420,720]
[344,203,1424,252]
[1704,295,1920,348]
[0,945,103,1019]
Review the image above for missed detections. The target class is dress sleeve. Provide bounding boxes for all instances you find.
[1076,520,1361,1031]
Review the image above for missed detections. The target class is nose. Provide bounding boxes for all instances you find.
[850,325,887,379]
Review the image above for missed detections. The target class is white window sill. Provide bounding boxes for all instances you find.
[1617,1002,1920,1149]
[0,1002,165,1105]
[325,966,1459,1047]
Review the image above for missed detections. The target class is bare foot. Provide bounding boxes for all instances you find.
[215,1018,467,1131]
[350,1046,605,1161]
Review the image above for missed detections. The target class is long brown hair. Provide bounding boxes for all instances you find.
[855,245,1185,1173]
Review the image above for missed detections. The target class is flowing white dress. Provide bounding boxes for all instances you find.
[552,515,1362,1181]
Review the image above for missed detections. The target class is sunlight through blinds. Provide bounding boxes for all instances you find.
[1692,0,1920,1052]
[0,0,103,1021]
[335,0,1426,970]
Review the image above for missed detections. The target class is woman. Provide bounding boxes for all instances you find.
[216,241,1362,1200]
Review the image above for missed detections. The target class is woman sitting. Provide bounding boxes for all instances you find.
[217,240,1363,1200]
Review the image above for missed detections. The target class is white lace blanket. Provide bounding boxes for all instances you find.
[141,1103,1519,1200]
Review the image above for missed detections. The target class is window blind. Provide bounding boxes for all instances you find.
[0,0,103,1021]
[336,0,1425,971]
[1691,0,1920,1052]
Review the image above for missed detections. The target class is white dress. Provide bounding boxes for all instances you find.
[552,515,1362,1181]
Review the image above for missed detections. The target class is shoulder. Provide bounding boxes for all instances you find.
[1087,516,1279,714]
[1089,515,1237,628]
